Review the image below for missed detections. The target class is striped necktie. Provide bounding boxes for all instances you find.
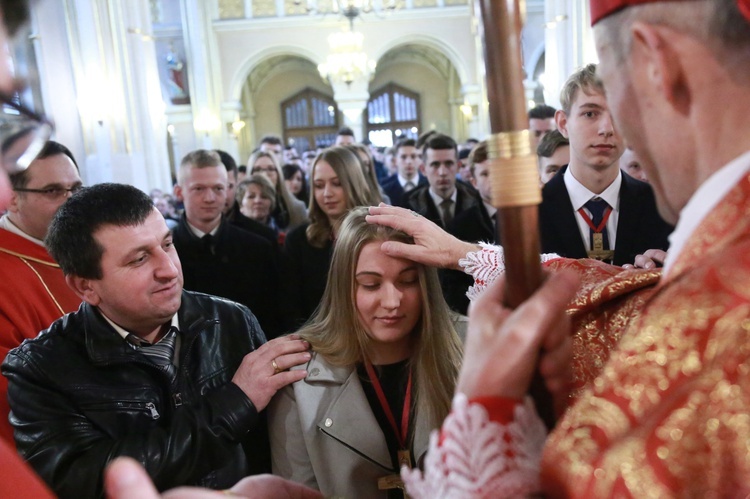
[129,327,178,382]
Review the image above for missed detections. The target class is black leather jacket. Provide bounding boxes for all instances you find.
[2,291,267,498]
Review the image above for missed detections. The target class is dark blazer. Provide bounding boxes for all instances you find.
[282,223,334,330]
[405,182,484,315]
[381,174,428,208]
[405,181,483,229]
[539,167,673,266]
[442,202,500,314]
[449,202,497,245]
[173,215,284,337]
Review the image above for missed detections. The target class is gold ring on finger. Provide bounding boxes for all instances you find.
[272,358,282,375]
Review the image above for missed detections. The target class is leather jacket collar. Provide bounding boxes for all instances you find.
[83,291,219,366]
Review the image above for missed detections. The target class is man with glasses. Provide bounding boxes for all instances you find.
[0,140,82,447]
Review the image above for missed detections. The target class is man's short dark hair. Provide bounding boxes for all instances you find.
[536,129,570,158]
[46,183,157,280]
[238,165,247,174]
[337,127,355,137]
[528,104,557,120]
[215,149,237,175]
[422,133,458,160]
[259,135,282,146]
[10,140,79,190]
[394,138,416,155]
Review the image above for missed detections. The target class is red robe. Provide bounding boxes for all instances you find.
[0,229,80,447]
[404,175,750,498]
[542,174,750,496]
[0,438,53,498]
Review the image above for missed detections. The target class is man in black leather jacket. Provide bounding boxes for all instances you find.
[2,183,311,498]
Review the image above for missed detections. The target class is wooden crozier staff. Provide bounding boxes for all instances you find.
[477,0,556,429]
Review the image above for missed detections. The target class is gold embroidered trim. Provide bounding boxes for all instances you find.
[0,246,60,267]
[19,257,65,316]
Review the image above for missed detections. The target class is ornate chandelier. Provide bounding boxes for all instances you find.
[298,0,396,86]
[317,29,376,86]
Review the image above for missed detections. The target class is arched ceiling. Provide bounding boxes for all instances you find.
[375,43,455,80]
[245,55,320,94]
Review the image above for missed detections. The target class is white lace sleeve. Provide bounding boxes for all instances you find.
[458,243,561,302]
[402,394,546,498]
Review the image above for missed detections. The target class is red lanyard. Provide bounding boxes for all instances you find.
[577,205,612,233]
[364,361,412,450]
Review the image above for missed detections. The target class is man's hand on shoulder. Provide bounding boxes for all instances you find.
[231,335,311,411]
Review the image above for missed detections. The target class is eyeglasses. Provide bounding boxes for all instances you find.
[14,185,83,200]
[0,92,54,175]
[252,167,277,174]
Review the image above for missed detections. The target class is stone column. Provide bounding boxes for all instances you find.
[52,0,172,190]
[543,0,595,108]
[180,0,223,149]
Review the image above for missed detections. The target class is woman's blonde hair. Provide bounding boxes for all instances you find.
[248,150,306,229]
[306,146,372,248]
[298,207,463,431]
[343,143,383,205]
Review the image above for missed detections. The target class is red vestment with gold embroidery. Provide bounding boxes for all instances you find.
[542,175,750,496]
[404,174,750,498]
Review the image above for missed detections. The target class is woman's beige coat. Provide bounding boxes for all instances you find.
[268,352,429,499]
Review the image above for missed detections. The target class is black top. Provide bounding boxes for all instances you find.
[282,223,334,329]
[224,202,279,252]
[357,359,413,499]
[172,215,285,337]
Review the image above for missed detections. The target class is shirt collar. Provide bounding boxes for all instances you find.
[0,214,45,246]
[664,150,750,277]
[186,219,220,239]
[398,173,417,188]
[564,167,622,211]
[428,185,457,207]
[101,312,180,344]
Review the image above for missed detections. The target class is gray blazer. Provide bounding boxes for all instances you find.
[268,352,430,499]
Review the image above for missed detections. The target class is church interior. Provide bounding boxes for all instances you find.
[15,0,596,192]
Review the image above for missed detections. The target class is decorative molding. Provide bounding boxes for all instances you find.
[212,4,469,32]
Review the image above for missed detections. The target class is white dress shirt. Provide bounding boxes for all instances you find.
[563,168,622,251]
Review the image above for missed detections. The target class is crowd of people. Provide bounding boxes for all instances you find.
[0,0,749,497]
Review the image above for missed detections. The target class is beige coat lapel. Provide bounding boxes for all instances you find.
[310,355,431,471]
